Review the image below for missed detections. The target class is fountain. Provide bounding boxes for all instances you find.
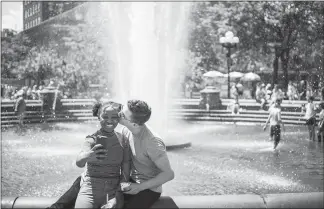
[1,2,323,208]
[84,2,192,146]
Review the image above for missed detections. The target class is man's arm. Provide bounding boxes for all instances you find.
[124,137,174,194]
[139,154,174,190]
[278,110,285,132]
[124,154,174,195]
[14,98,21,112]
[263,114,271,130]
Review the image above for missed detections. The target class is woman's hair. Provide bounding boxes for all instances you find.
[127,99,151,125]
[92,101,122,118]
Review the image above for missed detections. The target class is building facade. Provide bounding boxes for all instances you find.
[23,1,83,30]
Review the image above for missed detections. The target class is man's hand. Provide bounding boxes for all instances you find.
[123,183,144,195]
[101,197,117,209]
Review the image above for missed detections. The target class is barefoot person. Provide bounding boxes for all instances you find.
[304,96,317,141]
[263,98,285,150]
[118,99,174,208]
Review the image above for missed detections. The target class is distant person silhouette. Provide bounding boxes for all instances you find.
[14,91,27,131]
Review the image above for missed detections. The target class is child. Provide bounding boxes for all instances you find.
[304,96,317,141]
[48,102,130,209]
[317,102,324,142]
[263,98,285,150]
[74,101,131,209]
[47,102,132,209]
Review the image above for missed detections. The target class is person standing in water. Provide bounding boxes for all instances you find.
[263,98,285,149]
[14,91,27,131]
[304,96,318,141]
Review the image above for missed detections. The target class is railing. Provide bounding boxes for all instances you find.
[1,98,321,127]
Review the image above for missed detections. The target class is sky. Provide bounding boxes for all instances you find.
[1,1,23,31]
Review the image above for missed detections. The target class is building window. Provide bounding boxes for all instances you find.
[25,12,27,19]
[38,17,41,24]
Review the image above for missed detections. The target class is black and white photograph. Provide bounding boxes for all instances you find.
[1,0,323,208]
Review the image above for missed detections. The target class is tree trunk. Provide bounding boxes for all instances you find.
[272,47,280,86]
[281,49,290,91]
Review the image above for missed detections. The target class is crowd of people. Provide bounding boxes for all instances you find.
[1,84,46,101]
[254,80,322,110]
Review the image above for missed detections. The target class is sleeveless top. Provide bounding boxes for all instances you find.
[83,129,128,179]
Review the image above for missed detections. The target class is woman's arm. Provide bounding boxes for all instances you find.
[76,138,94,168]
[76,138,106,168]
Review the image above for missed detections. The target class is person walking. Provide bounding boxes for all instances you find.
[304,96,317,141]
[263,98,285,150]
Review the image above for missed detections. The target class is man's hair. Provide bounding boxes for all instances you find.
[308,96,314,102]
[127,100,151,125]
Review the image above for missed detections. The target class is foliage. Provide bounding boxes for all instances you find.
[1,33,32,78]
[188,1,324,89]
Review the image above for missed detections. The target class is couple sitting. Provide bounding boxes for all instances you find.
[48,99,174,209]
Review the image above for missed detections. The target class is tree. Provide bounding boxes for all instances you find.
[1,32,32,78]
[189,1,324,90]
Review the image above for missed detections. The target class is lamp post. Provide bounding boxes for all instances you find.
[219,31,239,98]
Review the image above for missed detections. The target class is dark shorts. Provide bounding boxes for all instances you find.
[270,125,281,142]
[305,117,316,126]
[124,189,161,209]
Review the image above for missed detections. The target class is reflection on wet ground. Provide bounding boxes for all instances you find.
[1,121,323,197]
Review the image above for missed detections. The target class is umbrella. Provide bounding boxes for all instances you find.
[224,71,244,79]
[202,71,225,78]
[240,72,261,82]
